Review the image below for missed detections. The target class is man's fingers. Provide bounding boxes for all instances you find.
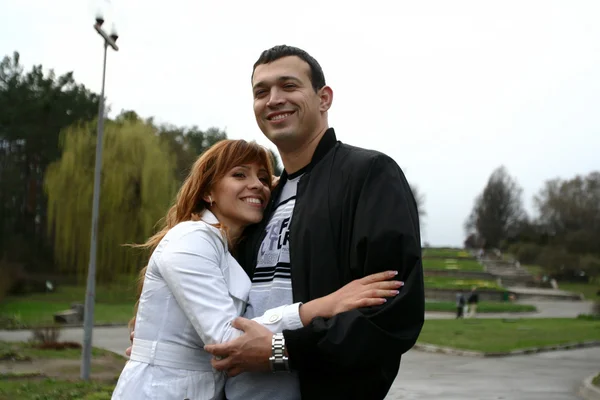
[129,330,134,343]
[226,367,243,377]
[231,317,254,331]
[211,356,233,371]
[204,343,231,357]
[125,346,132,357]
[359,270,398,284]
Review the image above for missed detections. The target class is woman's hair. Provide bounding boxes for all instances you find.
[128,139,274,329]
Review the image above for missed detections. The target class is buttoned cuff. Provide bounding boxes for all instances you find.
[260,302,304,332]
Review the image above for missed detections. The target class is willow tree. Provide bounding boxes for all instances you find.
[44,118,178,282]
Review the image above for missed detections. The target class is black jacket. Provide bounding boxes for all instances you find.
[236,128,424,400]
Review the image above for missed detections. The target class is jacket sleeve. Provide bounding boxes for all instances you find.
[283,154,425,370]
[158,227,304,346]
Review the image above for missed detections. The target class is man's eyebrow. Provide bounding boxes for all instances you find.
[253,76,302,91]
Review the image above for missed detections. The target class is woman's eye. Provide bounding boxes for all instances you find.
[233,172,245,178]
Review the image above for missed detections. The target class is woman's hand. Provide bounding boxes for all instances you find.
[299,270,403,325]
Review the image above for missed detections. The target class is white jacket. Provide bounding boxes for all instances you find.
[112,211,303,400]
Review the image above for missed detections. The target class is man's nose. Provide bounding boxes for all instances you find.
[266,88,285,108]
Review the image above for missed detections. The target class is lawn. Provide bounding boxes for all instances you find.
[424,276,502,290]
[422,258,484,272]
[425,301,536,313]
[418,318,600,353]
[558,282,600,300]
[522,264,544,276]
[423,248,473,259]
[0,279,137,329]
[0,380,115,400]
[0,341,125,400]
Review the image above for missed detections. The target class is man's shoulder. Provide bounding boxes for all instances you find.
[334,142,402,173]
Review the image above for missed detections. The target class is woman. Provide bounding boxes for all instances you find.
[111,140,402,400]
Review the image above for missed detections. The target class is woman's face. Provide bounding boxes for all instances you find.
[208,162,271,229]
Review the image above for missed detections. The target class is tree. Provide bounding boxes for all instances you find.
[534,172,600,249]
[410,184,426,220]
[0,51,99,268]
[269,149,283,176]
[44,117,177,282]
[154,122,227,183]
[465,166,525,249]
[533,171,600,280]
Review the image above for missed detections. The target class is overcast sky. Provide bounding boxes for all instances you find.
[2,0,599,247]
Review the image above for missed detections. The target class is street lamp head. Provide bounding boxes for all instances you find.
[95,15,104,28]
[110,31,119,43]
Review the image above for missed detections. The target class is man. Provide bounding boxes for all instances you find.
[204,45,424,399]
[467,286,479,318]
[456,289,466,318]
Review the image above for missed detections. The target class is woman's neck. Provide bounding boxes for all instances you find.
[207,209,244,249]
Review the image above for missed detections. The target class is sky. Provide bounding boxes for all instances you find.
[2,0,599,247]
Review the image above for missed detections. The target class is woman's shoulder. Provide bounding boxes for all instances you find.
[165,220,225,247]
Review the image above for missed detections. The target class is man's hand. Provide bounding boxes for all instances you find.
[204,317,273,377]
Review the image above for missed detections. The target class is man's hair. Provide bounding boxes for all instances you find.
[252,45,326,92]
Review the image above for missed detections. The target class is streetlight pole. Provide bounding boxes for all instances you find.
[81,16,119,381]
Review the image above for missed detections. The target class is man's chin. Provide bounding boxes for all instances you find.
[265,130,299,147]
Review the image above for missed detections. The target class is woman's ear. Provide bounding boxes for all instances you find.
[203,194,214,206]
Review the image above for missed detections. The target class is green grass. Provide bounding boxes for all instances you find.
[558,282,600,300]
[0,280,137,329]
[0,341,124,400]
[0,379,115,400]
[422,258,484,272]
[522,264,544,276]
[425,301,536,313]
[423,248,473,259]
[418,318,600,353]
[0,341,117,361]
[593,373,600,388]
[425,276,502,290]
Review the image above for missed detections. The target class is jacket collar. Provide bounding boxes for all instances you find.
[200,209,220,225]
[200,209,228,250]
[279,127,338,181]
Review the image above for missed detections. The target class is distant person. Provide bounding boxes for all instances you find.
[456,290,466,318]
[467,286,479,318]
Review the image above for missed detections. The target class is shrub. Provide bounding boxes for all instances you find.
[508,242,542,264]
[537,246,580,278]
[31,326,62,345]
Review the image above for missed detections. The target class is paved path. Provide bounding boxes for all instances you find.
[426,300,595,320]
[1,325,598,399]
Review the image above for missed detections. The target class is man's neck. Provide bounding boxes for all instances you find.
[280,126,328,174]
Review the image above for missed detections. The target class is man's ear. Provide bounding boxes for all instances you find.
[318,85,333,113]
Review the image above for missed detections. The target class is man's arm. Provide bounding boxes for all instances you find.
[283,154,425,371]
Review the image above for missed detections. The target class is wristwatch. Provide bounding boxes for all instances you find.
[269,333,289,372]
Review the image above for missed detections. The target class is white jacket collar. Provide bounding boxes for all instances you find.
[199,210,228,251]
[200,209,220,225]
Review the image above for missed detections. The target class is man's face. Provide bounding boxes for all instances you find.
[252,56,324,150]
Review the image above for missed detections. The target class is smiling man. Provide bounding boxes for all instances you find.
[204,45,425,400]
